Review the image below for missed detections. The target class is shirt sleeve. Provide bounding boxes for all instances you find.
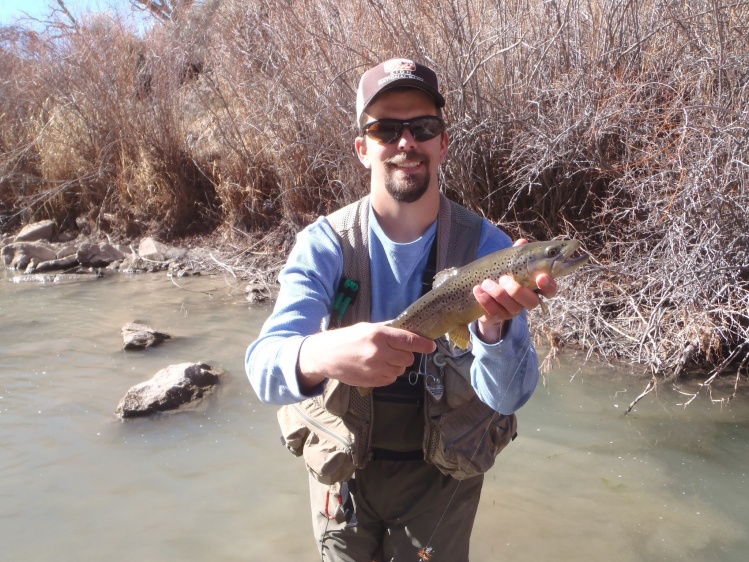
[245,217,342,404]
[467,220,540,414]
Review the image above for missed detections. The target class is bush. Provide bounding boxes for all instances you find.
[1,0,747,392]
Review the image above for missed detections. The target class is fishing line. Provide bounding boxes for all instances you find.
[420,341,534,555]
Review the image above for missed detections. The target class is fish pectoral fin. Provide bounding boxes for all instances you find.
[538,295,549,315]
[534,289,549,315]
[433,267,460,289]
[447,325,471,350]
[357,386,372,397]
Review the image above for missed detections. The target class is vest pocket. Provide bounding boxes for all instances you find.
[277,399,358,485]
[426,396,517,480]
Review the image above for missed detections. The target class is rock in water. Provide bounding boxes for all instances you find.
[116,362,225,419]
[121,322,171,350]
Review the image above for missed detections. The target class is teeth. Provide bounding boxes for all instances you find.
[397,161,420,168]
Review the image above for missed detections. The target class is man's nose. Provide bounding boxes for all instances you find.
[397,127,417,150]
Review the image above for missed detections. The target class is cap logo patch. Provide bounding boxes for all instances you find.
[384,59,416,73]
[379,58,424,87]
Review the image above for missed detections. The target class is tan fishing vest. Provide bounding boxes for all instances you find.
[277,194,517,484]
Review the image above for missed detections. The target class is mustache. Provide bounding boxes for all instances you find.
[385,151,427,166]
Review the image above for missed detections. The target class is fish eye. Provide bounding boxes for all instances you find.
[545,247,559,258]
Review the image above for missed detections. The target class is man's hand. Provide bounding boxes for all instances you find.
[297,322,436,392]
[472,239,559,344]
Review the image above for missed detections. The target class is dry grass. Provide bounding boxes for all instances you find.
[1,0,748,397]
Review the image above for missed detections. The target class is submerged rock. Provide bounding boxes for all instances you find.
[116,362,225,419]
[121,322,171,350]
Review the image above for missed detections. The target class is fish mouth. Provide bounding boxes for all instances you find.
[550,240,590,277]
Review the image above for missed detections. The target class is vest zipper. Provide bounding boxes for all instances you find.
[290,403,354,452]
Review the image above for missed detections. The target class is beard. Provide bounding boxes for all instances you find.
[383,151,431,203]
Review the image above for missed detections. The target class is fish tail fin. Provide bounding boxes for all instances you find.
[357,386,372,397]
[447,325,471,350]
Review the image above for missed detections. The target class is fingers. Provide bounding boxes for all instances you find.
[381,325,437,355]
[298,323,435,391]
[474,276,539,321]
[536,272,558,299]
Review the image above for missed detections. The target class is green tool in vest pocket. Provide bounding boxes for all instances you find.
[333,277,359,322]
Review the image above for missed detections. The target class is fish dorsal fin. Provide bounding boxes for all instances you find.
[447,325,472,350]
[433,267,460,289]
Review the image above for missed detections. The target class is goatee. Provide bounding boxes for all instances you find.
[384,152,431,203]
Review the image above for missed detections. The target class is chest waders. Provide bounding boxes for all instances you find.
[277,194,518,485]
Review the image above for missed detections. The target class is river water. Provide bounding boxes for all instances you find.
[1,270,747,561]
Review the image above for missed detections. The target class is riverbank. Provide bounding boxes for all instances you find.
[0,219,289,285]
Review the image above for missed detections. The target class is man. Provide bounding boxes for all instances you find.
[246,58,557,561]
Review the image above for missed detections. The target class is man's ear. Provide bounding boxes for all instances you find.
[439,130,449,163]
[355,136,371,169]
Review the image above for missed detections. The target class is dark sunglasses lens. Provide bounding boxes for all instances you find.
[409,117,444,141]
[365,121,402,144]
[365,117,445,144]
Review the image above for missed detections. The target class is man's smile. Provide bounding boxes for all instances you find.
[386,153,427,172]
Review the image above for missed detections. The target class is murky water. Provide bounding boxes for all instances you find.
[1,270,747,561]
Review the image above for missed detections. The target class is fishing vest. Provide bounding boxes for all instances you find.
[277,194,517,484]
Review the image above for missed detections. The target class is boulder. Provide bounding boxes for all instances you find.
[138,237,186,262]
[1,242,57,270]
[76,242,126,268]
[56,243,80,259]
[31,255,79,273]
[115,362,225,419]
[121,322,171,350]
[15,220,56,242]
[138,237,169,262]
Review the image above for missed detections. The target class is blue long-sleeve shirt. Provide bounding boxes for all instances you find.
[245,205,539,415]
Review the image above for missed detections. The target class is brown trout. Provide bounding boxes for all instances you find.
[385,239,588,349]
[356,240,588,396]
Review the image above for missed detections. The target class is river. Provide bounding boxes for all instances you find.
[1,270,747,561]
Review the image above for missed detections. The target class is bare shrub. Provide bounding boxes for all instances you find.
[1,0,748,395]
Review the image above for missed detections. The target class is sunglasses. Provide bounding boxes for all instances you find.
[362,116,446,144]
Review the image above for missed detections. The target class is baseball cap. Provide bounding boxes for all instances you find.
[356,58,446,126]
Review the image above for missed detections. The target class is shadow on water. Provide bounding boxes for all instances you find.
[1,271,747,561]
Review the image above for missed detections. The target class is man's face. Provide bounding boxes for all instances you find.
[355,89,449,203]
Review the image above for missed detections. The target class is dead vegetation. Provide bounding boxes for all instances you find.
[1,0,747,401]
